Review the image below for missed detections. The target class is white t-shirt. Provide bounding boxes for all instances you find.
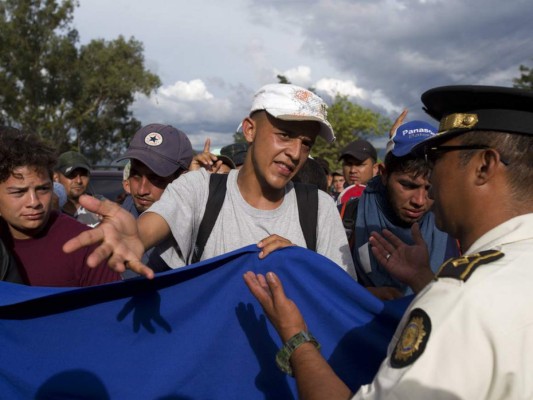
[147,169,356,278]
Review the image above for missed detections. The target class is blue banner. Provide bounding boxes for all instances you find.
[0,245,410,399]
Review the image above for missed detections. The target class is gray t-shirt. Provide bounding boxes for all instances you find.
[147,169,356,279]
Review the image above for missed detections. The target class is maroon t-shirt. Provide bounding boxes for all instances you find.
[1,211,121,287]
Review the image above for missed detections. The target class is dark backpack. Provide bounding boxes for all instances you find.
[191,174,318,264]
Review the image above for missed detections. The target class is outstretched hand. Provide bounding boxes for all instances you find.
[243,271,306,342]
[369,223,434,294]
[62,194,154,279]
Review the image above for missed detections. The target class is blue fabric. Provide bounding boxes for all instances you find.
[355,176,454,294]
[0,245,411,399]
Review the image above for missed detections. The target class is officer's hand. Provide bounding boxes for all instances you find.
[243,271,307,342]
[257,234,294,259]
[63,194,154,279]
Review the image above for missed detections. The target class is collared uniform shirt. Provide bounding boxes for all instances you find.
[353,213,533,399]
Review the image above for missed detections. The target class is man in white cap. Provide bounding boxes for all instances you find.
[65,84,356,279]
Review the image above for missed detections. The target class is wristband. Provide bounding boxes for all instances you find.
[275,331,321,376]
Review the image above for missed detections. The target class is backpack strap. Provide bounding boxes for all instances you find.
[192,176,318,264]
[293,182,318,252]
[338,197,375,286]
[339,197,359,249]
[191,173,228,264]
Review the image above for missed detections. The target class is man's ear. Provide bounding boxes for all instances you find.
[53,172,59,182]
[242,117,256,144]
[379,163,388,185]
[122,179,131,194]
[474,149,501,186]
[373,161,380,178]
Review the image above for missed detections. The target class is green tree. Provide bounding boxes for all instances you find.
[0,0,160,163]
[513,63,533,90]
[232,121,246,143]
[311,95,390,169]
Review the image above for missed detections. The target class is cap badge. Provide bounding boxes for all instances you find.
[439,113,478,133]
[145,132,163,146]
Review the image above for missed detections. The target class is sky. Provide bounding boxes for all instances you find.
[73,0,533,150]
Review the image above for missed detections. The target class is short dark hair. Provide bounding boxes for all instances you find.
[458,130,533,200]
[292,158,328,192]
[383,151,431,179]
[0,126,57,183]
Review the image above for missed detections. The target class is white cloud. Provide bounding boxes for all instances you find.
[315,78,366,100]
[74,0,533,141]
[276,66,313,87]
[158,80,214,102]
[132,79,248,148]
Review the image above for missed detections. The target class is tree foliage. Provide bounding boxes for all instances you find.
[512,63,533,90]
[0,0,161,163]
[311,95,390,169]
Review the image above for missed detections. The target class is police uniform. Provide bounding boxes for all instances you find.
[351,85,533,399]
[354,214,533,399]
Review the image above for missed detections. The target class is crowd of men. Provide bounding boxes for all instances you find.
[0,82,532,398]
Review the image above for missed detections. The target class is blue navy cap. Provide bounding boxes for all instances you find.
[116,124,193,177]
[386,121,437,157]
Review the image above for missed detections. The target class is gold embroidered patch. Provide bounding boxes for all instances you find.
[436,250,504,282]
[439,113,478,132]
[391,308,431,368]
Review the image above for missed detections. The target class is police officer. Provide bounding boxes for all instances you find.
[244,85,533,399]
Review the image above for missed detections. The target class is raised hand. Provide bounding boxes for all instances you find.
[389,109,408,138]
[189,138,223,173]
[369,223,434,293]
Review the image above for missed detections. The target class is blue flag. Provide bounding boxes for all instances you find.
[0,245,410,399]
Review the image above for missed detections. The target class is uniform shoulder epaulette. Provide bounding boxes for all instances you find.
[436,249,504,282]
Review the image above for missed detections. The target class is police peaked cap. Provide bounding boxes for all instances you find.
[413,85,533,153]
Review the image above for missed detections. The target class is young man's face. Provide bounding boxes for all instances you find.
[245,112,320,192]
[382,169,433,225]
[342,156,377,186]
[55,168,90,202]
[332,175,345,192]
[0,166,53,240]
[127,159,177,213]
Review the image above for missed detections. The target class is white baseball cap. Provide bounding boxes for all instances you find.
[250,83,335,143]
